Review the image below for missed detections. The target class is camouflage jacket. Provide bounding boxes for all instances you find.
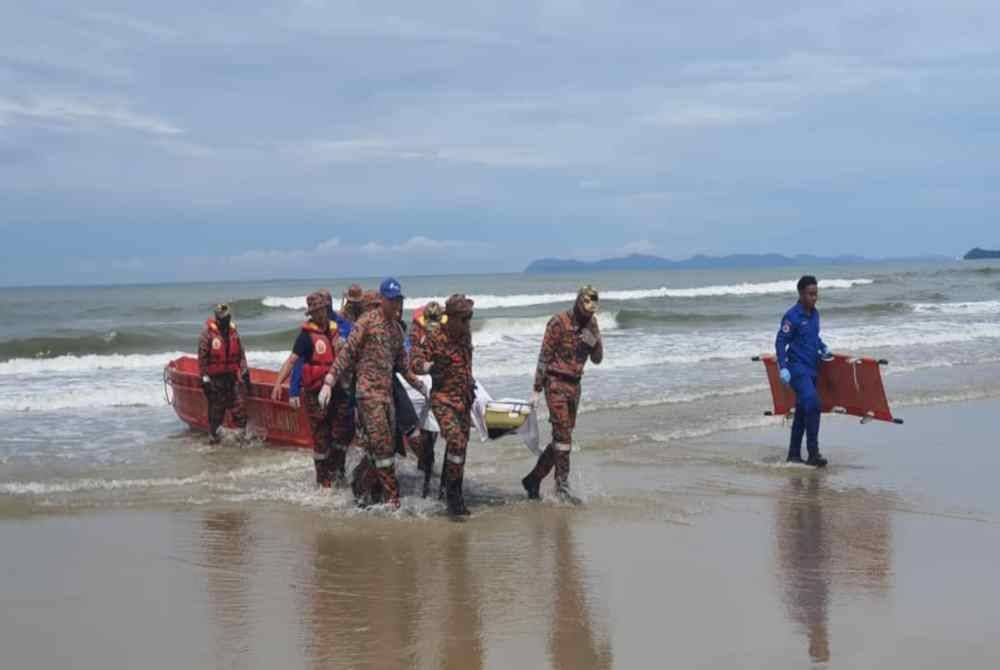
[533,310,603,391]
[326,308,425,402]
[410,328,474,411]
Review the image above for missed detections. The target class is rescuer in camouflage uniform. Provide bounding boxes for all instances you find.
[407,301,444,497]
[522,286,603,503]
[318,278,427,508]
[410,295,475,516]
[198,303,249,444]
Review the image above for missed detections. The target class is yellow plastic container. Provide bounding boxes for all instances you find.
[485,400,531,431]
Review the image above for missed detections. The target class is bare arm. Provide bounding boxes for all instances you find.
[270,353,299,400]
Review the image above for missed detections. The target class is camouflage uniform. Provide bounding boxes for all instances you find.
[407,302,445,496]
[410,295,475,515]
[324,307,426,506]
[197,317,248,439]
[524,292,603,497]
[303,334,355,486]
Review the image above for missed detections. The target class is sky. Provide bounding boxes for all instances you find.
[1,1,998,285]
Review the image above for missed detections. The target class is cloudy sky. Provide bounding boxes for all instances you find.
[2,1,998,285]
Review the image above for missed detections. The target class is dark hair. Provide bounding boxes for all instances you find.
[797,275,818,292]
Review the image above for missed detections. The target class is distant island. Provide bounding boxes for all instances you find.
[964,248,1000,260]
[525,252,948,274]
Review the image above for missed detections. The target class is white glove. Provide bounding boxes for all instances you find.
[201,375,211,384]
[318,384,332,409]
[529,390,541,408]
[289,396,301,409]
[579,329,599,348]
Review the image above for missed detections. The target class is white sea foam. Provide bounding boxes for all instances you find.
[0,458,308,496]
[260,278,874,312]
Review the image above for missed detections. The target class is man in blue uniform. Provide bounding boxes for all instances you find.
[776,275,832,467]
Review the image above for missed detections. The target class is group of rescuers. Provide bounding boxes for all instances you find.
[198,274,829,517]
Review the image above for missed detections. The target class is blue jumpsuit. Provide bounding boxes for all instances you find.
[775,303,828,459]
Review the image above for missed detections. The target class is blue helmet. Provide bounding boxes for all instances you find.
[379,277,404,300]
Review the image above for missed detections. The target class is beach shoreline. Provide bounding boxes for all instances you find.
[3,397,998,669]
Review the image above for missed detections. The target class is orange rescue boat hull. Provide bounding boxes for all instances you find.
[164,356,314,448]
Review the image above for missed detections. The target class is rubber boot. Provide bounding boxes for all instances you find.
[522,445,555,500]
[418,440,435,499]
[330,448,347,488]
[438,459,449,501]
[446,469,470,518]
[554,451,582,505]
[805,452,828,468]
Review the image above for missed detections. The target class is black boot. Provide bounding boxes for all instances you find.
[805,452,828,468]
[418,440,435,499]
[447,477,470,518]
[521,474,541,500]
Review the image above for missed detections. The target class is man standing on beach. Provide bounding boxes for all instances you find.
[270,291,352,486]
[318,278,428,508]
[410,294,475,517]
[776,275,831,467]
[522,286,603,503]
[198,303,249,444]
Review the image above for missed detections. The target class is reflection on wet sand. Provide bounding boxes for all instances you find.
[201,511,254,666]
[775,475,893,663]
[549,516,613,670]
[438,527,484,670]
[304,526,423,670]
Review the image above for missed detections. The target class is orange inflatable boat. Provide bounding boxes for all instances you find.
[754,353,903,424]
[164,356,314,448]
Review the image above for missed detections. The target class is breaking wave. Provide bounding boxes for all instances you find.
[260,278,874,312]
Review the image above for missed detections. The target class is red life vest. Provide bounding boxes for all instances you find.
[301,320,338,391]
[205,319,243,376]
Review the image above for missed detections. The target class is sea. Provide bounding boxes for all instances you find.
[1,259,999,514]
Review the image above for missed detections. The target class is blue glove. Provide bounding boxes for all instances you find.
[819,346,834,361]
[779,368,791,386]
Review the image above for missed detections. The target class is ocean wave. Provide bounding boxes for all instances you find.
[615,309,748,328]
[0,327,305,362]
[823,302,914,318]
[0,331,170,361]
[0,350,290,377]
[260,278,874,312]
[913,301,1000,316]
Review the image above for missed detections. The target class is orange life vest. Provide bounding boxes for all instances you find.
[205,319,243,376]
[301,320,338,391]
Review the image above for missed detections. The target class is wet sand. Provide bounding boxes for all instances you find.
[2,399,999,669]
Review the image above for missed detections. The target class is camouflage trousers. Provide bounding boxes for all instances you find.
[350,398,400,506]
[205,374,246,436]
[528,379,581,487]
[432,403,471,483]
[303,387,354,486]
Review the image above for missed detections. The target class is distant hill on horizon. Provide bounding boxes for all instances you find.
[524,252,952,274]
[964,247,1000,260]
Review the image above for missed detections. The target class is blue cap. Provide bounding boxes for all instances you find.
[379,277,404,300]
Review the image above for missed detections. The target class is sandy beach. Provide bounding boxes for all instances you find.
[3,398,998,669]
